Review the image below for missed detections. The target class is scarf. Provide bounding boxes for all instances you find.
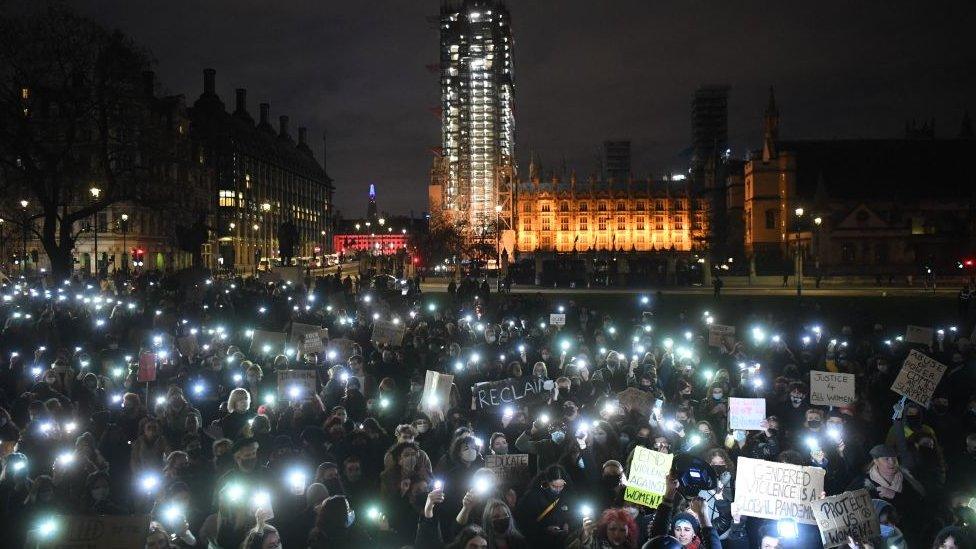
[868,463,903,498]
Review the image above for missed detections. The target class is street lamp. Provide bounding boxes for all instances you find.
[19,199,29,275]
[378,218,385,226]
[119,213,129,274]
[794,207,804,297]
[813,216,823,282]
[90,187,101,277]
[260,203,271,267]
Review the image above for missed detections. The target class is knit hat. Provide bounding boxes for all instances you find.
[671,512,701,537]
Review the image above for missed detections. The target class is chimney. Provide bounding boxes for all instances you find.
[142,71,155,97]
[259,103,270,126]
[278,115,290,138]
[203,68,216,95]
[298,127,307,146]
[234,89,247,115]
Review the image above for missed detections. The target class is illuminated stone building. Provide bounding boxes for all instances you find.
[515,161,709,253]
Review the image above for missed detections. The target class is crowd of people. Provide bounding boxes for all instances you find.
[0,268,974,549]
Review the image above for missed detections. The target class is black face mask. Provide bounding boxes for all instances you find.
[906,417,922,428]
[492,518,509,533]
[602,474,621,487]
[806,420,822,430]
[712,465,728,477]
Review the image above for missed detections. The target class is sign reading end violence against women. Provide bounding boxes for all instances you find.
[890,349,947,407]
[734,457,825,525]
[811,489,881,548]
[624,446,673,508]
[472,377,549,410]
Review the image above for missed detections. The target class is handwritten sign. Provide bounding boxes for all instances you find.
[419,370,454,421]
[250,330,287,355]
[811,489,881,548]
[729,397,766,430]
[486,454,530,489]
[708,324,736,347]
[891,349,947,407]
[53,514,149,549]
[624,446,673,508]
[472,377,548,410]
[549,313,566,326]
[137,352,156,383]
[302,331,326,355]
[810,371,856,407]
[277,369,317,401]
[290,322,323,342]
[734,457,825,525]
[371,319,406,347]
[905,325,934,346]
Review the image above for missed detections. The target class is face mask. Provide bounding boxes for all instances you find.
[492,517,508,533]
[906,417,921,428]
[415,423,430,434]
[486,336,497,344]
[790,395,804,406]
[551,431,565,444]
[880,523,895,538]
[712,465,728,477]
[494,445,508,455]
[246,376,259,384]
[602,474,621,487]
[91,487,109,501]
[807,420,822,429]
[712,392,723,400]
[346,509,356,527]
[460,449,477,463]
[593,433,608,444]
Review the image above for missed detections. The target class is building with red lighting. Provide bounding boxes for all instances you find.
[332,232,409,256]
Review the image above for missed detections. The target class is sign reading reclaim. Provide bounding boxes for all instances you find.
[733,457,825,525]
[472,377,549,410]
[623,446,673,508]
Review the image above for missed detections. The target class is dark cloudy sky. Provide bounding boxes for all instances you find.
[69,0,976,217]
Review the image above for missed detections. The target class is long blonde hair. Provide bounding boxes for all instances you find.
[227,388,251,413]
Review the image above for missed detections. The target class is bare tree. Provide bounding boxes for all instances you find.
[0,3,172,277]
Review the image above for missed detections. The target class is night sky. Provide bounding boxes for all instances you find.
[68,0,976,217]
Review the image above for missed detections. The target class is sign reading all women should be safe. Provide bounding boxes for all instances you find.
[734,457,825,525]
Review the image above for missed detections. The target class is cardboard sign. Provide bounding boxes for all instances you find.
[810,371,856,407]
[485,454,530,489]
[624,446,673,508]
[811,489,881,548]
[175,334,199,359]
[471,377,548,410]
[371,319,406,347]
[708,324,736,347]
[250,330,288,355]
[419,370,454,421]
[291,322,323,342]
[891,349,947,407]
[277,369,317,401]
[137,352,156,383]
[734,457,825,525]
[729,397,766,430]
[617,387,654,416]
[549,313,566,326]
[54,514,149,549]
[905,325,934,346]
[302,331,326,355]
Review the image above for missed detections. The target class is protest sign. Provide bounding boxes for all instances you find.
[708,324,736,347]
[419,370,454,420]
[302,331,326,355]
[327,338,357,362]
[472,377,549,410]
[277,369,317,401]
[623,446,673,508]
[290,322,322,342]
[137,352,156,383]
[617,387,654,416]
[905,325,934,346]
[549,313,566,326]
[811,489,881,548]
[55,514,149,549]
[810,371,856,407]
[486,454,530,488]
[371,319,406,347]
[734,457,825,525]
[891,349,947,407]
[175,334,199,359]
[729,397,766,430]
[250,330,287,355]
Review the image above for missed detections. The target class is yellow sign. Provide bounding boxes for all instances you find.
[623,446,673,508]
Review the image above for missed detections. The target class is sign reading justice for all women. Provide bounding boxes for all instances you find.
[734,457,825,525]
[624,446,673,508]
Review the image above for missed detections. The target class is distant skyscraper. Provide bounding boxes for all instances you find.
[367,183,377,220]
[691,85,730,186]
[433,0,515,231]
[603,140,631,181]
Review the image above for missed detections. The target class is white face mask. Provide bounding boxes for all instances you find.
[460,448,478,463]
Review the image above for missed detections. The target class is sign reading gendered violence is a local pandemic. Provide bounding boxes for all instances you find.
[811,489,881,548]
[472,377,549,410]
[890,349,947,407]
[810,371,856,407]
[734,457,825,525]
[624,446,673,508]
